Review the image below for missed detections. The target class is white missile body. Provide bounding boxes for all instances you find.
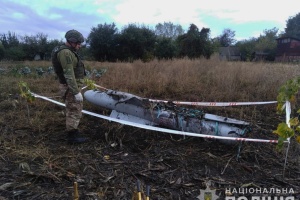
[84,90,250,139]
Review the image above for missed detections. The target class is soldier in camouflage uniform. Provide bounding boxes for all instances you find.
[52,29,87,144]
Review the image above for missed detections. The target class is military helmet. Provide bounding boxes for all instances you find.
[65,29,84,43]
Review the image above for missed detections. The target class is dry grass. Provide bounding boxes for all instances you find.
[2,57,299,100]
[1,57,299,133]
[84,58,300,102]
[2,58,300,121]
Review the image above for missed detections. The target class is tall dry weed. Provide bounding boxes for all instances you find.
[1,59,300,127]
[87,59,300,102]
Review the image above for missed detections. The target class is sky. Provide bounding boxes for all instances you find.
[1,0,299,42]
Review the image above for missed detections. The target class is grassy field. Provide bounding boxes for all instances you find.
[0,57,300,199]
[1,57,299,125]
[2,57,299,100]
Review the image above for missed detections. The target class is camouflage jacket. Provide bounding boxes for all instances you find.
[56,46,85,95]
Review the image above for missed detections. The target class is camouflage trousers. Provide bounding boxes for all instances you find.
[60,84,83,131]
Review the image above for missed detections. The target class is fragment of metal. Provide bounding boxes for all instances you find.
[84,90,250,141]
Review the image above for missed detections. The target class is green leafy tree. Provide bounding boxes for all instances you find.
[21,33,49,60]
[0,32,20,48]
[0,42,4,60]
[117,24,156,62]
[5,46,25,61]
[254,27,279,61]
[177,24,199,58]
[284,12,300,38]
[1,31,23,60]
[155,22,184,40]
[47,39,62,59]
[176,24,213,59]
[36,33,48,60]
[200,28,214,59]
[0,34,9,48]
[154,37,177,59]
[87,23,119,61]
[21,35,38,60]
[235,38,257,61]
[217,28,236,47]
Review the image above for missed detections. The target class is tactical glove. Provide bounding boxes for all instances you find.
[74,92,83,102]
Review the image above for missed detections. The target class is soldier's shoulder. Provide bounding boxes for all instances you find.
[59,48,73,53]
[58,48,74,57]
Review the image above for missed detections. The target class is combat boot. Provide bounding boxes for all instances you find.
[67,129,87,144]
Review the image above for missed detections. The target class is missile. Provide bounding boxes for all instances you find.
[83,89,250,141]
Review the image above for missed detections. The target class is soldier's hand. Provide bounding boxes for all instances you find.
[74,92,83,102]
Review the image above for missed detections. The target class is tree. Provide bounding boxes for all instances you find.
[5,46,25,61]
[254,27,279,61]
[87,23,119,61]
[0,32,23,61]
[0,32,20,48]
[21,35,38,60]
[285,12,300,38]
[155,22,184,40]
[46,39,62,60]
[217,28,236,47]
[154,37,177,59]
[0,34,9,49]
[20,33,49,60]
[36,33,48,60]
[199,28,214,59]
[176,24,213,59]
[117,24,156,62]
[177,24,199,58]
[235,38,257,61]
[0,42,4,60]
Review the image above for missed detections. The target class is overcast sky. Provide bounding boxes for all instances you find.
[1,0,299,42]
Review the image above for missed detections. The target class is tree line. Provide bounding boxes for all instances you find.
[0,12,299,62]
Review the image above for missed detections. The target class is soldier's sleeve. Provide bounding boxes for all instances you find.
[57,50,80,95]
